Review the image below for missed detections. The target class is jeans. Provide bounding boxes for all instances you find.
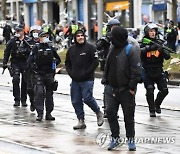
[105,85,135,138]
[70,80,100,119]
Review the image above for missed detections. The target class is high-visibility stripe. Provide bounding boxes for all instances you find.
[146,50,160,58]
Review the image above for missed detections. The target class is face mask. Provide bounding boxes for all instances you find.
[32,32,38,38]
[43,37,50,43]
[15,33,20,38]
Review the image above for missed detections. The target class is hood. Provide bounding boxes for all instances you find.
[111,26,128,48]
[74,29,86,46]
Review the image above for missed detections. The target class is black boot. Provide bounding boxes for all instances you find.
[36,115,43,121]
[21,101,28,107]
[45,114,55,121]
[13,101,20,107]
[30,104,35,112]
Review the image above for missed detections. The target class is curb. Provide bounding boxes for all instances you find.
[0,63,180,86]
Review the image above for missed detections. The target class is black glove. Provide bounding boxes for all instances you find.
[101,77,108,85]
[3,64,7,70]
[149,44,159,51]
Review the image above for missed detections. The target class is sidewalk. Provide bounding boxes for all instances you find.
[0,68,180,153]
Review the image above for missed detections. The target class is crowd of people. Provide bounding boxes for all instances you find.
[1,18,178,151]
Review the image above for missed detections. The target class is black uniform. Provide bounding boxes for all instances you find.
[3,24,13,43]
[140,37,170,115]
[27,43,61,120]
[165,26,178,52]
[3,35,31,106]
[26,38,39,111]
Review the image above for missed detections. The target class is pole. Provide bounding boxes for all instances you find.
[97,0,103,39]
[129,0,134,27]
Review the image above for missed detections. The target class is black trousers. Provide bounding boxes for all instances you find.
[27,69,35,105]
[11,62,27,103]
[144,70,168,112]
[105,85,135,138]
[34,73,54,116]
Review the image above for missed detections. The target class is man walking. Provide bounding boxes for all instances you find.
[102,26,142,151]
[65,29,104,129]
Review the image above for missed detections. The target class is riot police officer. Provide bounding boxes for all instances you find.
[96,19,120,71]
[140,23,170,117]
[96,19,120,117]
[3,24,31,107]
[27,25,41,112]
[27,30,61,121]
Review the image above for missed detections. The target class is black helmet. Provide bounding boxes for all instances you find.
[144,22,158,37]
[38,30,48,37]
[15,24,24,31]
[107,19,120,26]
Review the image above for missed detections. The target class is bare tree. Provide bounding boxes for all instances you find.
[2,0,7,20]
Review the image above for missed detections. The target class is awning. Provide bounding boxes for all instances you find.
[106,1,129,11]
[152,0,167,11]
[23,0,37,3]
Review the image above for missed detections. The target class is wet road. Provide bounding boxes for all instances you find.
[0,68,180,153]
[0,84,180,154]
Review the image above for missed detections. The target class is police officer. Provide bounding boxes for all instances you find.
[27,30,61,121]
[27,25,41,112]
[3,24,31,107]
[96,19,121,71]
[65,20,79,46]
[164,20,179,52]
[96,19,120,118]
[140,23,171,117]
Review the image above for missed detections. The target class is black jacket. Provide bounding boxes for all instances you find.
[3,36,31,65]
[103,44,142,91]
[140,38,170,68]
[27,43,61,74]
[65,41,99,82]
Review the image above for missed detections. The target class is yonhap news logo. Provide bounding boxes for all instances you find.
[96,133,175,148]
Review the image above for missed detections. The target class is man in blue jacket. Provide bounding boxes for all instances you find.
[65,29,104,129]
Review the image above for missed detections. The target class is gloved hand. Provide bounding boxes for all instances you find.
[3,64,7,70]
[101,77,108,85]
[175,40,178,46]
[149,44,159,51]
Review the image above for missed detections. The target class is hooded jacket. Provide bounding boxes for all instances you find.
[65,30,99,82]
[103,26,142,91]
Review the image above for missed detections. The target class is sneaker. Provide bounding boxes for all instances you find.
[13,101,20,107]
[45,114,55,121]
[155,106,161,114]
[21,102,28,107]
[96,111,104,126]
[150,111,156,117]
[108,137,123,150]
[73,119,86,130]
[128,139,136,151]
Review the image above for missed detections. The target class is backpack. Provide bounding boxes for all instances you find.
[125,44,133,56]
[125,44,144,83]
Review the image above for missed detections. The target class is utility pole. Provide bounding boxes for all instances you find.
[2,0,7,20]
[129,0,134,27]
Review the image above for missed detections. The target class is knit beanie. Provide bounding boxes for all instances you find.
[111,26,128,48]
